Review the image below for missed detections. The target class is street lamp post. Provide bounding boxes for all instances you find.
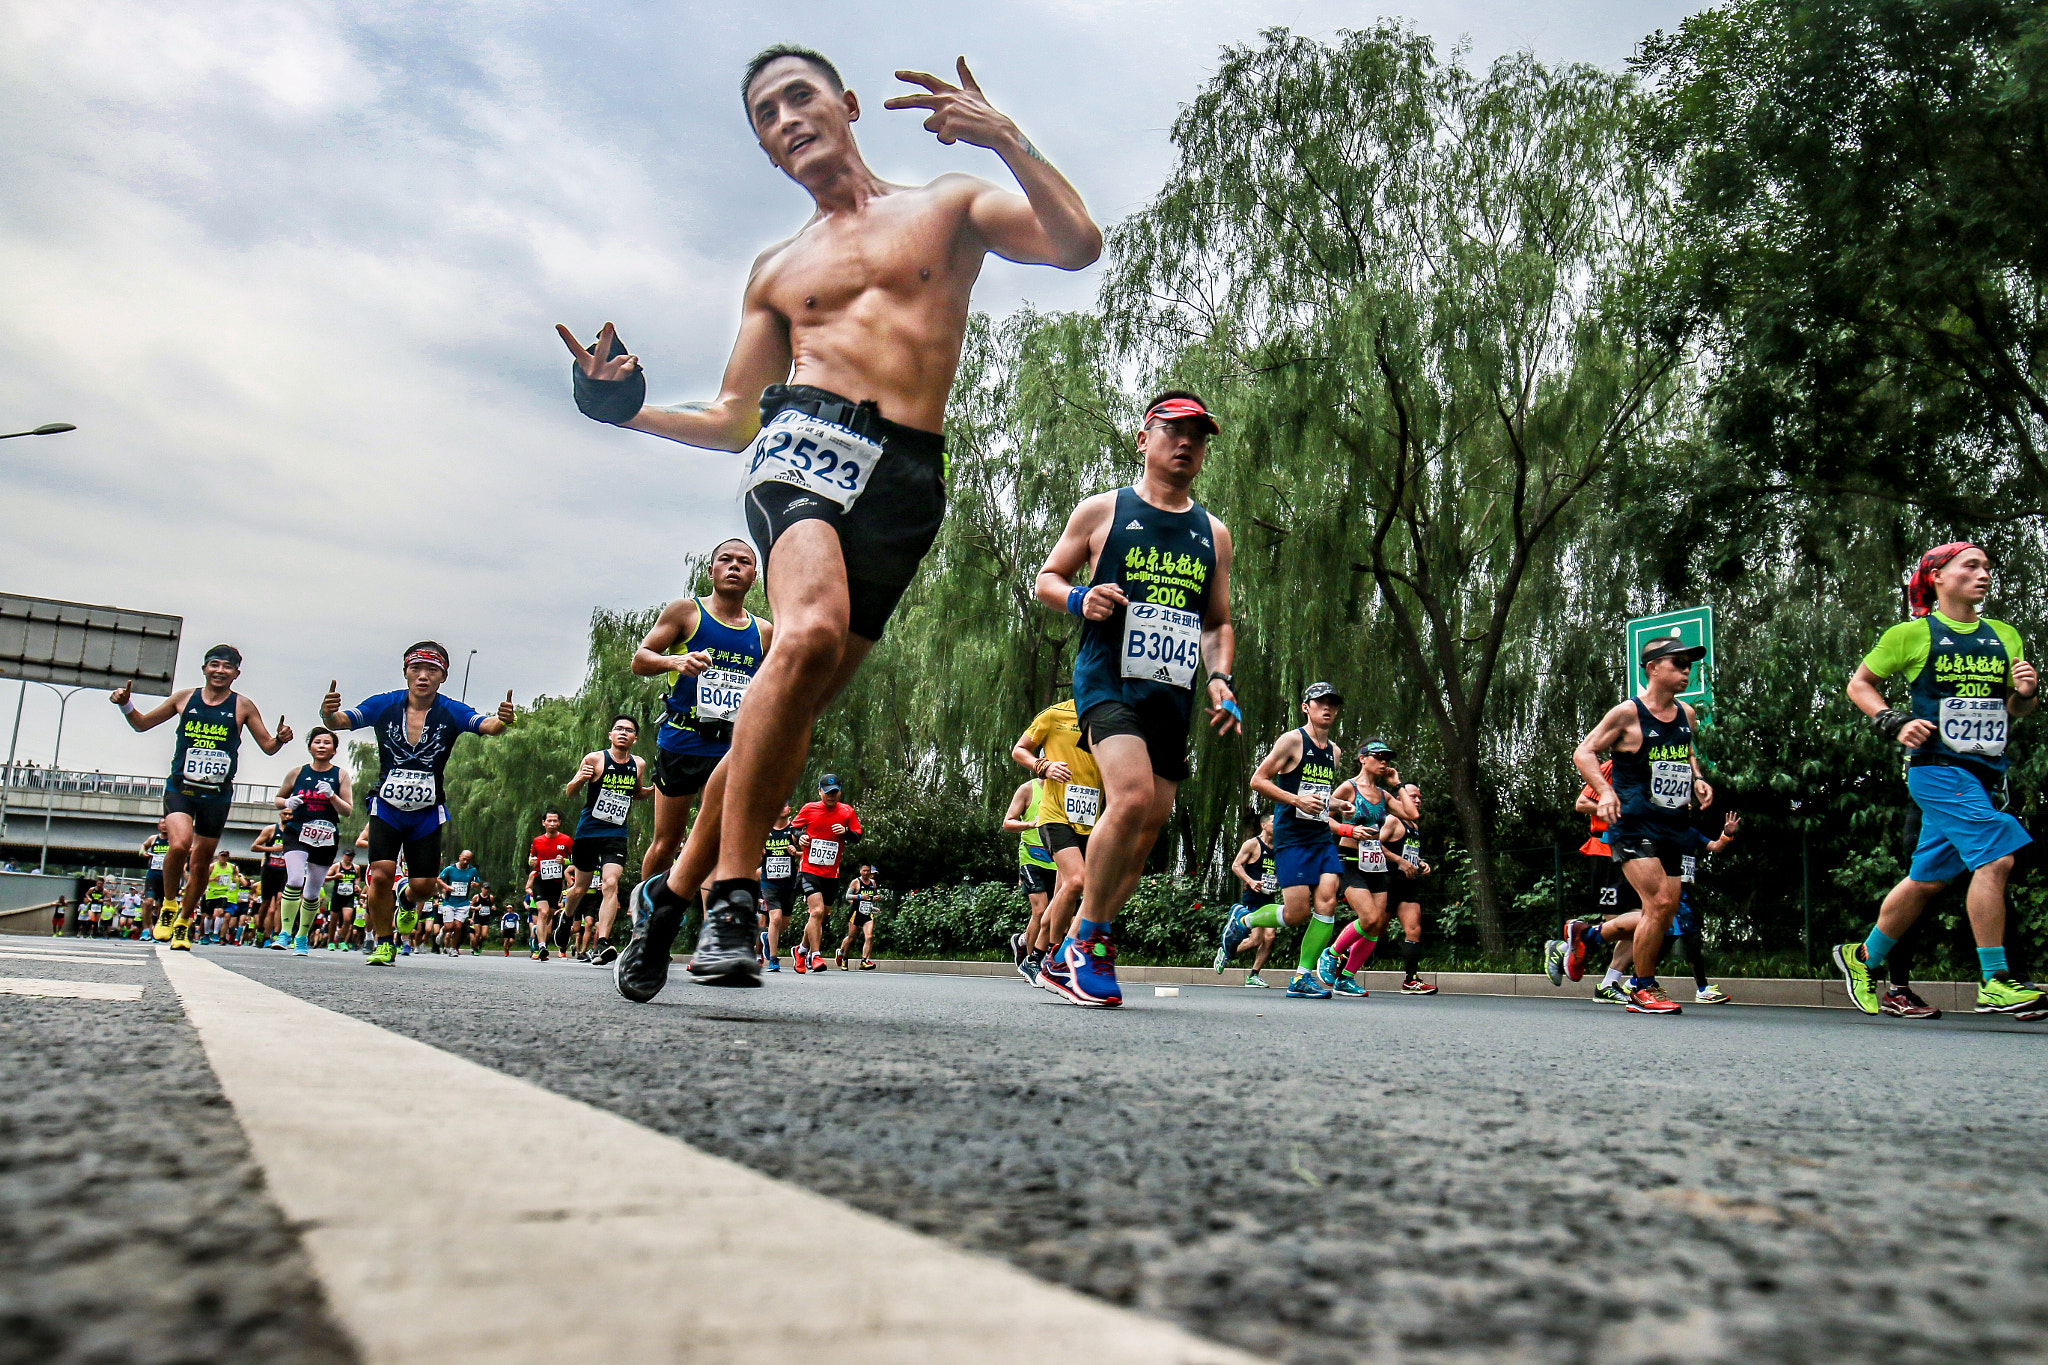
[35,684,87,874]
[461,650,478,703]
[0,682,24,841]
[0,423,77,440]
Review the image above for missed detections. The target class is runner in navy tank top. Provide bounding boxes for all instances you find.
[1033,391,1240,1008]
[632,540,773,887]
[1573,636,1714,1014]
[111,644,292,952]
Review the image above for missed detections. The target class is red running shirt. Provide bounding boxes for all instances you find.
[791,800,861,879]
[530,833,574,881]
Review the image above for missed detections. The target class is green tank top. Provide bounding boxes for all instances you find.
[207,863,238,899]
[1018,783,1055,869]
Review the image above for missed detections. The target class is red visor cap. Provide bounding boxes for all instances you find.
[1143,398,1221,435]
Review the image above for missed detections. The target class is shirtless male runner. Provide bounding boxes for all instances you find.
[111,646,291,951]
[632,541,772,886]
[561,44,1101,998]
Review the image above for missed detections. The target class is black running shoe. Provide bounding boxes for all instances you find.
[686,885,763,987]
[613,879,685,1004]
[591,944,618,967]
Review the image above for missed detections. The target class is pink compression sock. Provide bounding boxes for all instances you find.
[1346,934,1380,974]
[1332,923,1362,960]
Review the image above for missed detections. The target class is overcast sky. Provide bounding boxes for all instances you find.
[0,0,1700,792]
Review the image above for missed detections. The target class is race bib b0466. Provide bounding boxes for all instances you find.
[694,669,750,725]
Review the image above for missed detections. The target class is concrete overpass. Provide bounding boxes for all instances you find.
[0,766,280,871]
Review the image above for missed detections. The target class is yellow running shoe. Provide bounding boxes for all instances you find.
[151,919,173,942]
[1975,972,2046,1015]
[168,917,192,952]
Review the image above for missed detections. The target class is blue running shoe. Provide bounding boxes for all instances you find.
[1315,946,1343,987]
[1038,945,1078,1001]
[400,943,412,956]
[1220,904,1252,963]
[293,933,310,956]
[1286,971,1332,999]
[765,956,780,972]
[1332,973,1367,997]
[1058,934,1122,1007]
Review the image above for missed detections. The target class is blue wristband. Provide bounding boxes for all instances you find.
[1066,586,1087,617]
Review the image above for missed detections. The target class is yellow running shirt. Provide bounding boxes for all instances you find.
[1023,699,1102,835]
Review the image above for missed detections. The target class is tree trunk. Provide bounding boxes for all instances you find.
[1439,723,1507,955]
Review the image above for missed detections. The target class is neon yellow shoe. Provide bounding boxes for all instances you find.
[168,918,192,952]
[1831,942,1879,1015]
[151,919,173,942]
[366,941,397,967]
[1975,972,2046,1015]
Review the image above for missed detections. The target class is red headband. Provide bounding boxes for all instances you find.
[1143,398,1220,434]
[1906,542,1978,618]
[405,648,449,671]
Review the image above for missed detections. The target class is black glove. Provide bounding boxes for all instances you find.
[1870,708,1910,741]
[572,329,646,425]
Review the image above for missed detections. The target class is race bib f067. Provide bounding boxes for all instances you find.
[1358,838,1386,873]
[1939,696,2008,757]
[742,408,883,511]
[378,768,436,813]
[1120,603,1201,689]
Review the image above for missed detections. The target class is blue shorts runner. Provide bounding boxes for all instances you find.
[1275,842,1343,890]
[1907,764,2030,883]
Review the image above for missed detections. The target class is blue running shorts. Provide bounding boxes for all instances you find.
[1907,764,2031,884]
[1275,841,1343,890]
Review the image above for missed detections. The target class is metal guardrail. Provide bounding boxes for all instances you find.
[1,765,274,807]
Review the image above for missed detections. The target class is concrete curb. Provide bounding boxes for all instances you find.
[859,957,1986,1013]
[0,901,61,935]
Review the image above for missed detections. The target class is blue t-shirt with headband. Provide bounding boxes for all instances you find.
[338,690,483,836]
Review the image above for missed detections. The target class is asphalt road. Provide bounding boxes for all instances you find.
[180,945,2048,1365]
[195,949,2048,1365]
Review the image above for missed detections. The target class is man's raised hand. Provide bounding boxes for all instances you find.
[498,691,517,727]
[274,716,294,747]
[555,322,639,380]
[884,58,1018,151]
[109,680,133,708]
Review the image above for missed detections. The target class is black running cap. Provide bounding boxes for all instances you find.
[1640,636,1706,666]
[203,644,242,667]
[819,773,842,791]
[1303,681,1343,705]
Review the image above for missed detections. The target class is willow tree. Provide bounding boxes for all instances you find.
[1102,25,1688,948]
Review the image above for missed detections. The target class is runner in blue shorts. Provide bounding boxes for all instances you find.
[1240,683,1347,999]
[1838,542,2044,1017]
[321,643,516,967]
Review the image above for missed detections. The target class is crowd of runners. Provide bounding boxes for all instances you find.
[64,46,2044,1027]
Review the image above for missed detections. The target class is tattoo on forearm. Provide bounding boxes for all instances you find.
[1020,137,1050,166]
[650,401,713,415]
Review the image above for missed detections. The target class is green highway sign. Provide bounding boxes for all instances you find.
[1627,605,1714,710]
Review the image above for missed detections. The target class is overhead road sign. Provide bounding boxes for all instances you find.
[1627,605,1713,711]
[0,594,182,694]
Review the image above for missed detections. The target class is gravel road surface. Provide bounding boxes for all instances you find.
[200,947,2048,1365]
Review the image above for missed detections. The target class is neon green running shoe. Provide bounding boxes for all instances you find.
[1831,942,1880,1015]
[367,941,397,967]
[1592,981,1629,1005]
[1974,971,2046,1015]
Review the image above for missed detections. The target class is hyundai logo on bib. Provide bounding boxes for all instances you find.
[1132,603,1160,620]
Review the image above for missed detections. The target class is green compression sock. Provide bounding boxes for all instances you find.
[280,887,302,937]
[1298,913,1338,973]
[1243,904,1286,930]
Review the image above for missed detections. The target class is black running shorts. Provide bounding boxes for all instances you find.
[260,866,286,899]
[743,385,946,643]
[758,877,798,911]
[533,877,564,908]
[800,872,841,904]
[652,748,720,799]
[1039,822,1088,858]
[571,835,629,873]
[1018,862,1056,897]
[1610,833,1685,879]
[1080,697,1190,784]
[1340,865,1388,896]
[365,815,443,881]
[164,789,232,841]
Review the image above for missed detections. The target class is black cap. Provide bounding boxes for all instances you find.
[1303,681,1343,705]
[819,773,842,792]
[1640,635,1707,666]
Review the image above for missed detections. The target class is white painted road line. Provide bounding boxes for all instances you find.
[0,950,148,965]
[156,948,1265,1365]
[0,977,144,1001]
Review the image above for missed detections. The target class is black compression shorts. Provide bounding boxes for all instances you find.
[260,866,287,899]
[1080,698,1190,784]
[164,789,232,841]
[742,384,946,642]
[365,816,443,881]
[652,748,720,798]
[571,835,629,873]
[1610,834,1685,879]
[800,873,841,904]
[1019,863,1056,897]
[1340,865,1388,896]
